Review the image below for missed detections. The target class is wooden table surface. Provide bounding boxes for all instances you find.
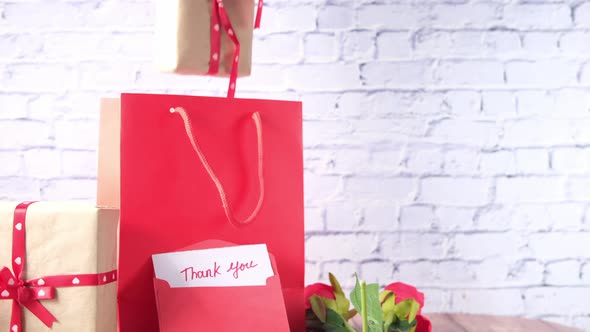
[349,313,582,331]
[428,313,582,332]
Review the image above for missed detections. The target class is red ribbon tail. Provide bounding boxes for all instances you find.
[22,300,58,328]
[226,42,239,98]
[215,0,240,98]
[207,0,221,76]
[254,0,263,28]
[11,301,22,332]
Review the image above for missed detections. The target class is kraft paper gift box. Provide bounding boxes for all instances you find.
[97,98,121,210]
[0,202,118,332]
[154,0,258,77]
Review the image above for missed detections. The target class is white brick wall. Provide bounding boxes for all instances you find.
[1,0,590,329]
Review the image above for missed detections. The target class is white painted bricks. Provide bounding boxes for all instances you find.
[1,0,589,329]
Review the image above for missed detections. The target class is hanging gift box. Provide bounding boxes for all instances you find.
[0,202,119,332]
[154,0,263,96]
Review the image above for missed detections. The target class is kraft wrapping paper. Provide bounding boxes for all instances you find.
[0,202,118,332]
[154,0,255,76]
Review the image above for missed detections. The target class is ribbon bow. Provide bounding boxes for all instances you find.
[207,0,263,98]
[0,202,117,332]
[0,266,57,330]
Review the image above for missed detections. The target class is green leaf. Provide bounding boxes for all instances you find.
[324,309,358,332]
[365,283,383,332]
[387,318,416,332]
[329,273,351,317]
[325,308,347,326]
[381,290,397,330]
[379,290,394,304]
[306,309,325,331]
[324,298,339,312]
[349,276,385,332]
[388,318,417,332]
[350,275,363,315]
[346,309,358,321]
[393,299,420,323]
[329,273,345,298]
[310,295,327,322]
[382,296,419,332]
[350,276,368,332]
[383,312,397,332]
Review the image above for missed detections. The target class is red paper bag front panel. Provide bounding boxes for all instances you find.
[118,93,304,332]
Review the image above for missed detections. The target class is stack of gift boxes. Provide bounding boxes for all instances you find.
[0,1,305,331]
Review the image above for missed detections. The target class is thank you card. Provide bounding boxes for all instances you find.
[152,244,274,288]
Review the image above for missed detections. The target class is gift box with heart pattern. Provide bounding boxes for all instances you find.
[0,202,118,332]
[153,0,256,77]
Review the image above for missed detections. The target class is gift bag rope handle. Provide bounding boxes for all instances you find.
[170,107,264,227]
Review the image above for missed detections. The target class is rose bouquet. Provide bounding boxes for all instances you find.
[305,274,431,332]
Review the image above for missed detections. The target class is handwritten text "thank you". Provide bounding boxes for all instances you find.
[180,260,259,282]
[152,243,274,288]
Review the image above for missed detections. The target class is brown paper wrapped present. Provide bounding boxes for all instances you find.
[154,0,257,77]
[97,98,120,210]
[0,202,118,332]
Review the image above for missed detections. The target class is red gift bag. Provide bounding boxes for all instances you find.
[114,93,304,331]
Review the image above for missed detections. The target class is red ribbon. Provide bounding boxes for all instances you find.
[207,0,263,98]
[0,202,117,332]
[255,0,263,29]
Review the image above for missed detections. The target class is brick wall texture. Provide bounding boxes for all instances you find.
[1,0,590,329]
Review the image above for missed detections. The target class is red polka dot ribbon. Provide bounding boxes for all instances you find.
[0,202,117,332]
[207,0,263,98]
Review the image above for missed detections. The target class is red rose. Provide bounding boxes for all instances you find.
[384,282,425,314]
[304,283,335,309]
[385,282,430,332]
[415,314,432,332]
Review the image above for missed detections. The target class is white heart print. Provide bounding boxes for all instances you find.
[14,257,21,265]
[15,223,22,231]
[7,278,15,286]
[72,277,80,285]
[38,290,46,297]
[1,290,9,297]
[103,276,107,282]
[38,279,45,286]
[11,325,18,332]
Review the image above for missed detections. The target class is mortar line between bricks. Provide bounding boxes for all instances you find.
[310,258,560,264]
[0,149,97,153]
[43,87,590,93]
[304,230,590,235]
[6,55,590,63]
[304,143,590,150]
[8,86,590,94]
[386,285,590,290]
[7,27,590,33]
[0,176,97,180]
[4,57,590,64]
